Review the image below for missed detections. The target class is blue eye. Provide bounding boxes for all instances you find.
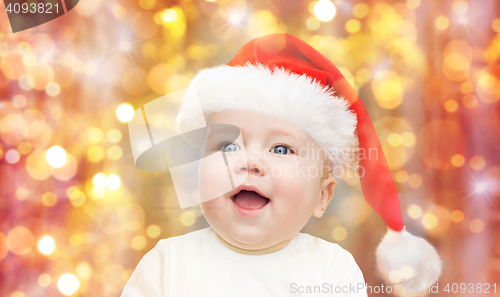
[271,145,293,155]
[220,143,240,153]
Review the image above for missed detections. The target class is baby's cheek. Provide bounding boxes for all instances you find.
[199,156,233,201]
[273,160,320,184]
[201,198,226,225]
[272,166,308,199]
[201,196,224,212]
[272,161,321,207]
[272,176,315,232]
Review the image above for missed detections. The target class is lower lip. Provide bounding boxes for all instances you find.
[231,196,269,216]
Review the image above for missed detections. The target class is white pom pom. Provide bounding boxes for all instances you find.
[375,227,443,290]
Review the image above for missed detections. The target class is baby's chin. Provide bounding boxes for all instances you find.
[217,224,292,250]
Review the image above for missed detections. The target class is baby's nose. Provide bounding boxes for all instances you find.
[236,146,266,176]
[240,164,264,175]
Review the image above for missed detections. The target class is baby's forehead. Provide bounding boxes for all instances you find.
[209,110,308,141]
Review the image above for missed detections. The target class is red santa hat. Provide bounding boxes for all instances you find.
[176,33,442,289]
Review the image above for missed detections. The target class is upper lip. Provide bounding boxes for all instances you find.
[232,184,269,200]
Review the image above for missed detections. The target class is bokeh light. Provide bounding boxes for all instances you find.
[87,146,105,163]
[52,153,78,181]
[338,195,371,226]
[407,204,423,219]
[12,95,27,108]
[470,155,485,170]
[146,225,161,238]
[345,19,361,33]
[444,100,459,112]
[45,82,61,97]
[57,274,80,296]
[15,188,29,201]
[422,213,438,229]
[38,274,52,287]
[37,236,56,255]
[69,234,83,247]
[131,236,147,251]
[228,11,246,24]
[180,211,196,227]
[76,262,92,280]
[387,133,403,147]
[119,40,131,52]
[352,3,369,19]
[113,5,127,19]
[453,1,468,15]
[41,192,58,207]
[469,219,484,233]
[372,72,403,109]
[93,173,107,189]
[5,149,20,164]
[408,174,423,189]
[492,19,500,32]
[116,103,135,123]
[460,81,474,94]
[395,170,409,183]
[435,16,450,30]
[7,226,34,256]
[475,182,487,193]
[106,174,121,190]
[10,291,25,297]
[332,226,347,241]
[139,0,155,10]
[451,154,465,167]
[450,210,464,223]
[45,145,67,168]
[107,145,124,160]
[87,127,103,143]
[0,233,8,261]
[388,269,402,283]
[66,187,86,207]
[107,129,122,143]
[401,132,416,147]
[313,1,336,22]
[247,10,279,37]
[306,17,320,31]
[162,9,178,23]
[407,0,420,9]
[17,142,32,155]
[463,94,478,108]
[400,266,414,279]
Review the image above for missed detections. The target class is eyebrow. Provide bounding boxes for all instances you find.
[267,128,304,143]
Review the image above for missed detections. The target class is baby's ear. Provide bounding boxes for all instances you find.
[312,176,336,218]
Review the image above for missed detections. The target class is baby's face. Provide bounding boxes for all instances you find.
[201,109,336,251]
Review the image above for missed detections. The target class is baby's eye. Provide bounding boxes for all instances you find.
[271,144,293,155]
[220,143,240,153]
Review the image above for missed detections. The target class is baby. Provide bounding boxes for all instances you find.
[121,33,442,296]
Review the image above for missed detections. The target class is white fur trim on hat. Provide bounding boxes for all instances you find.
[376,227,443,289]
[176,63,359,171]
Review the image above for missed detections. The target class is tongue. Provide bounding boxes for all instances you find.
[234,191,268,209]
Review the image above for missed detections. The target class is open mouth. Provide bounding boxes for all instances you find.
[231,190,270,210]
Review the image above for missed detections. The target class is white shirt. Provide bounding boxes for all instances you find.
[121,227,368,297]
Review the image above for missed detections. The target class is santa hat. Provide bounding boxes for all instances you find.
[175,33,442,289]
